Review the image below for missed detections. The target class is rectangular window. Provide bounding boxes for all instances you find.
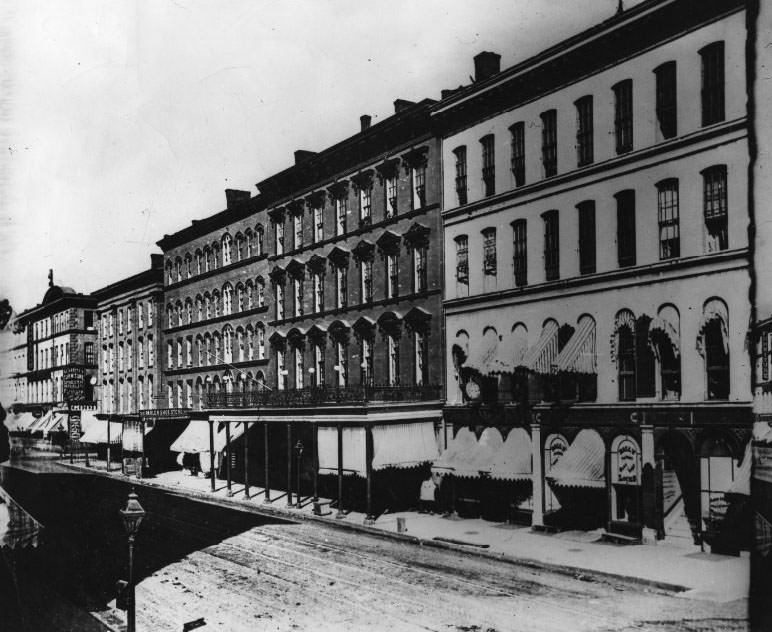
[701,42,725,126]
[655,61,677,139]
[543,211,560,281]
[336,266,347,308]
[413,246,427,293]
[147,337,154,367]
[186,338,192,367]
[137,303,144,329]
[575,96,594,166]
[314,344,325,386]
[541,110,557,178]
[454,146,467,205]
[314,272,324,312]
[613,79,633,154]
[616,190,637,268]
[414,332,427,386]
[118,310,124,335]
[294,278,304,317]
[314,206,324,243]
[277,349,286,390]
[361,259,373,303]
[127,341,133,368]
[167,341,173,369]
[385,175,398,218]
[703,165,728,252]
[618,326,636,401]
[412,165,426,209]
[360,187,372,224]
[387,254,399,299]
[481,135,495,197]
[295,347,304,389]
[388,335,400,386]
[482,228,497,276]
[85,342,95,364]
[361,338,373,385]
[577,201,596,275]
[657,179,680,260]
[512,219,527,287]
[275,222,284,256]
[276,284,285,320]
[336,196,347,236]
[147,303,153,327]
[510,122,525,187]
[138,340,144,368]
[336,341,347,387]
[176,340,182,368]
[455,236,469,286]
[293,214,303,250]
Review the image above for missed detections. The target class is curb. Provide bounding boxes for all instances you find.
[58,462,688,595]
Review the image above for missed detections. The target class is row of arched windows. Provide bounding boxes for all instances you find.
[167,370,267,410]
[102,373,154,414]
[165,279,266,329]
[165,226,266,285]
[167,323,267,370]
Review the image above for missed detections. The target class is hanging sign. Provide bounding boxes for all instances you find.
[68,410,82,443]
[612,436,641,485]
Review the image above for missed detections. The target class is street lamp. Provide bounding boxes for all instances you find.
[120,489,146,632]
[294,440,304,508]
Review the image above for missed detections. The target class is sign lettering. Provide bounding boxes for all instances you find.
[613,436,640,485]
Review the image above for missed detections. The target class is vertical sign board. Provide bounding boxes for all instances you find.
[63,367,86,457]
[69,410,82,443]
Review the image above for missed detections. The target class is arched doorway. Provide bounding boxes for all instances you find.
[656,430,699,545]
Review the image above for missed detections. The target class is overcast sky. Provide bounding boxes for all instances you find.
[0,0,642,312]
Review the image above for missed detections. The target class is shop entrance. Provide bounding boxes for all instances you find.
[656,431,698,546]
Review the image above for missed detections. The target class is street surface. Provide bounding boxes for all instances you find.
[0,454,749,632]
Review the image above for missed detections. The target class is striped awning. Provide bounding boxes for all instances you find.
[697,299,729,356]
[547,429,606,489]
[40,413,66,437]
[431,427,477,475]
[552,316,596,374]
[488,329,529,375]
[522,320,559,374]
[170,420,246,454]
[649,307,680,359]
[463,331,499,375]
[80,420,122,444]
[454,427,504,478]
[27,411,54,434]
[4,412,35,432]
[372,422,439,471]
[317,427,366,476]
[727,442,752,496]
[490,427,532,481]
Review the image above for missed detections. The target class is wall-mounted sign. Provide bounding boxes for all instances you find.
[68,411,81,443]
[139,408,190,421]
[612,435,641,486]
[63,367,86,402]
[545,434,568,471]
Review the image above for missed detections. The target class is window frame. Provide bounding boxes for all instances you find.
[575,95,594,167]
[613,79,634,154]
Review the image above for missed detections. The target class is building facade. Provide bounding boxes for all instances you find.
[11,277,98,413]
[436,0,752,547]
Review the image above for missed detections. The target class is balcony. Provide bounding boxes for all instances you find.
[205,384,442,409]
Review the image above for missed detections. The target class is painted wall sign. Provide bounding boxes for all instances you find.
[612,435,641,485]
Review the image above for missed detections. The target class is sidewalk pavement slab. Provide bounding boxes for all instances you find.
[57,460,749,603]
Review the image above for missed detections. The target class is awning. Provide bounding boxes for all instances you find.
[454,427,504,478]
[78,410,100,435]
[4,412,35,432]
[697,299,729,356]
[552,316,595,374]
[727,442,752,496]
[488,329,529,375]
[522,320,559,374]
[170,420,247,454]
[40,413,66,437]
[431,427,477,475]
[122,420,154,452]
[547,429,606,489]
[0,487,42,549]
[27,411,53,434]
[371,422,439,470]
[649,307,680,359]
[490,427,532,481]
[317,426,366,476]
[80,420,122,444]
[462,331,499,374]
[757,511,772,558]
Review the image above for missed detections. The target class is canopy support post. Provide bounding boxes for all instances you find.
[364,425,374,525]
[312,424,319,503]
[336,423,344,519]
[531,421,544,529]
[226,421,232,497]
[208,419,215,492]
[106,414,111,472]
[286,422,293,507]
[263,422,271,503]
[244,422,250,499]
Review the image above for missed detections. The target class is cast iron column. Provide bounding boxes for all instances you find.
[208,419,215,492]
[263,422,271,503]
[225,421,232,496]
[336,423,344,519]
[286,423,293,507]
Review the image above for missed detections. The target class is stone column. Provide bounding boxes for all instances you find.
[531,419,544,529]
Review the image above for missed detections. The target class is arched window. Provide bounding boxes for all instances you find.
[184,254,192,278]
[236,328,245,362]
[212,290,221,318]
[222,233,232,265]
[222,284,233,315]
[195,296,203,322]
[175,257,183,282]
[256,225,264,255]
[175,302,183,327]
[166,260,174,284]
[257,324,265,360]
[195,250,203,275]
[614,310,637,401]
[256,370,266,390]
[196,336,204,366]
[245,229,253,258]
[235,233,244,261]
[204,293,212,320]
[211,242,220,269]
[185,299,193,324]
[246,326,255,361]
[213,333,221,365]
[235,284,245,312]
[245,280,254,309]
[204,247,212,272]
[257,278,265,307]
[649,305,680,400]
[166,304,174,328]
[698,299,729,400]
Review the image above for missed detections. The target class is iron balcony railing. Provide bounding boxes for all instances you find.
[205,384,442,408]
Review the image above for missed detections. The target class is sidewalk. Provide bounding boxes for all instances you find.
[60,460,749,603]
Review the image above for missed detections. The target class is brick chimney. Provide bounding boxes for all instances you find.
[360,114,372,131]
[294,150,317,165]
[474,51,501,82]
[225,189,250,209]
[394,99,416,114]
[150,253,164,269]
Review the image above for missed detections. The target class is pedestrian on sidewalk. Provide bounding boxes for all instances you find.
[419,473,438,514]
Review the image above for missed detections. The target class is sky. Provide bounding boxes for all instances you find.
[0,0,643,312]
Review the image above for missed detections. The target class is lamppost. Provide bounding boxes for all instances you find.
[120,489,146,632]
[294,440,304,507]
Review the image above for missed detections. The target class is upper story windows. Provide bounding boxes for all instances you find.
[411,164,427,210]
[574,96,593,167]
[385,173,398,219]
[454,146,467,206]
[512,219,527,288]
[700,41,725,127]
[542,210,560,281]
[455,235,469,291]
[509,122,525,187]
[222,234,232,265]
[655,61,677,140]
[275,221,285,256]
[293,213,303,250]
[540,110,557,178]
[577,201,596,276]
[386,253,399,299]
[615,190,636,268]
[612,79,633,154]
[480,134,495,197]
[657,178,680,260]
[359,184,372,225]
[335,195,347,236]
[482,228,497,277]
[703,165,728,252]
